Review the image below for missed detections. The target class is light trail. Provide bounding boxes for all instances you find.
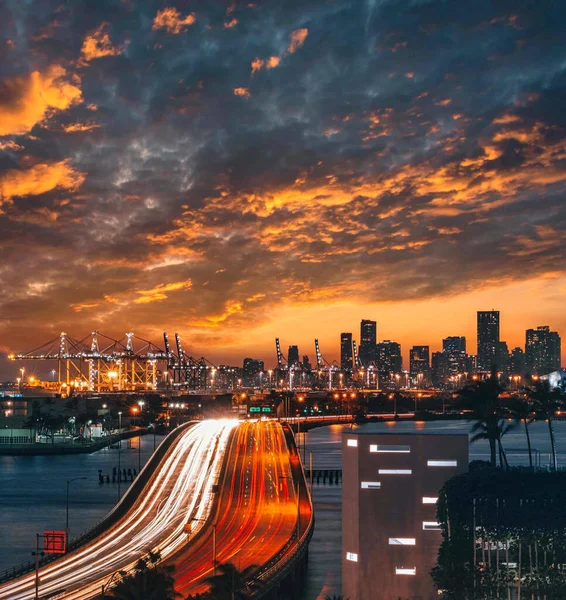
[0,420,237,600]
[172,420,311,597]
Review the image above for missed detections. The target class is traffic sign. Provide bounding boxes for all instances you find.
[43,531,66,554]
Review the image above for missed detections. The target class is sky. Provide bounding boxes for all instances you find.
[1,0,565,378]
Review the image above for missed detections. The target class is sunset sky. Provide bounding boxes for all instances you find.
[1,0,565,378]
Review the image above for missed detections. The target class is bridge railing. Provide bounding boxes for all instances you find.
[0,421,196,584]
[248,423,315,597]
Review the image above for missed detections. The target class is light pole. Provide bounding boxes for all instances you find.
[66,477,87,541]
[118,411,122,449]
[186,518,217,576]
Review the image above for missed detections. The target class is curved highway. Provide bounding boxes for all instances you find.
[172,420,311,597]
[0,420,237,600]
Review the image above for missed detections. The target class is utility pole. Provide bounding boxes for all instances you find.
[33,533,41,600]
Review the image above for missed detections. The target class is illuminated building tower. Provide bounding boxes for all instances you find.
[242,358,264,386]
[341,333,354,371]
[509,347,526,376]
[376,341,402,377]
[431,352,449,387]
[477,311,500,371]
[442,336,468,376]
[287,345,299,367]
[359,320,377,366]
[342,431,469,600]
[409,346,430,384]
[525,326,562,375]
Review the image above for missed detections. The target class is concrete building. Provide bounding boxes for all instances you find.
[343,431,469,600]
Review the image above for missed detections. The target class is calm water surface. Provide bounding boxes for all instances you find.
[2,420,565,598]
[0,434,164,574]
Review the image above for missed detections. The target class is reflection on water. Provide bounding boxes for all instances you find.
[300,419,566,600]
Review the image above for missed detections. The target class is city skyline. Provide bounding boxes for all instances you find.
[4,309,562,379]
[1,1,566,381]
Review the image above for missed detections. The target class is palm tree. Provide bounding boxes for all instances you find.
[108,552,179,600]
[528,380,563,470]
[203,563,260,600]
[324,596,350,600]
[508,395,535,469]
[459,370,504,467]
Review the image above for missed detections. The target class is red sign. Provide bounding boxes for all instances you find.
[43,531,67,554]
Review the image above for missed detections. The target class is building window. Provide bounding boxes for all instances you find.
[423,521,441,531]
[422,497,438,504]
[347,439,358,447]
[395,567,416,575]
[370,444,410,453]
[346,552,358,562]
[427,460,457,467]
[378,469,412,475]
[361,481,381,489]
[389,538,416,546]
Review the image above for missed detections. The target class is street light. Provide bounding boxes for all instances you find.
[186,517,217,576]
[66,477,87,541]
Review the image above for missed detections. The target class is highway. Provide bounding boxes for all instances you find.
[172,419,311,597]
[0,420,237,600]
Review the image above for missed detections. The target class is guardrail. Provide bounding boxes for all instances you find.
[248,423,315,598]
[0,421,196,584]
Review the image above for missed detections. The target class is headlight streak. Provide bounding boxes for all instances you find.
[0,420,237,600]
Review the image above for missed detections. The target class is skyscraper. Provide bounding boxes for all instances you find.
[341,333,354,371]
[287,345,299,366]
[409,346,430,383]
[376,341,402,376]
[443,336,468,377]
[509,347,525,376]
[359,319,377,365]
[477,311,500,371]
[442,336,466,354]
[525,326,561,375]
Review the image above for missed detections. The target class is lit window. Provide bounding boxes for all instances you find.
[427,460,457,467]
[422,497,438,504]
[347,439,358,447]
[346,552,358,562]
[423,521,441,531]
[370,444,410,453]
[378,469,412,475]
[361,481,381,489]
[389,538,416,546]
[396,567,416,575]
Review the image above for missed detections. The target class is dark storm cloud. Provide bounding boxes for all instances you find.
[1,0,566,362]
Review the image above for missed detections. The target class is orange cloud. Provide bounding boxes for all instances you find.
[81,23,124,61]
[152,7,196,34]
[134,280,192,304]
[224,17,238,29]
[0,65,82,136]
[287,28,308,54]
[63,122,100,132]
[190,299,244,327]
[233,87,250,98]
[0,160,85,205]
[251,58,265,75]
[267,56,280,69]
[71,302,101,312]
